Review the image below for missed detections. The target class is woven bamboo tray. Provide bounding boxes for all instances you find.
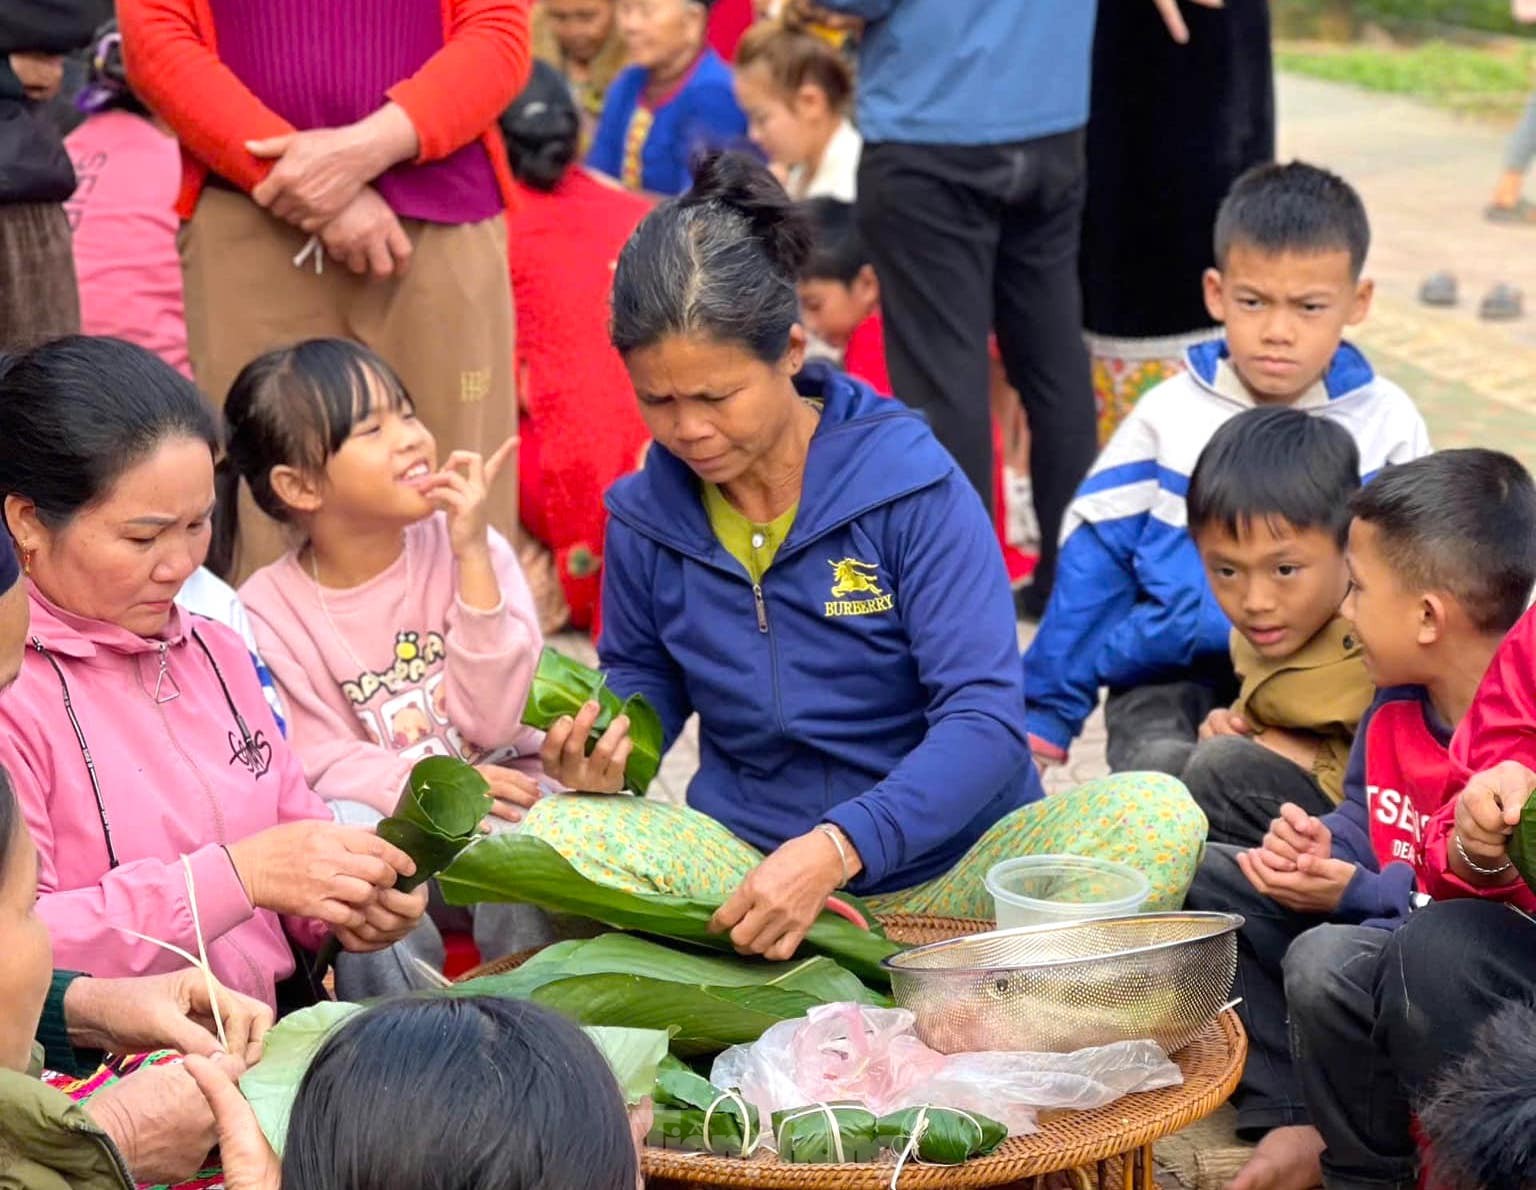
[459,913,1247,1190]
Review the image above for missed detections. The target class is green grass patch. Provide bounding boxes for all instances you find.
[1276,39,1535,116]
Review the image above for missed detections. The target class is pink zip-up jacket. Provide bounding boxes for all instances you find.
[0,591,330,1009]
[239,515,544,816]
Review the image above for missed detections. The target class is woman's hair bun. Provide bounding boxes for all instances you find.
[684,151,814,278]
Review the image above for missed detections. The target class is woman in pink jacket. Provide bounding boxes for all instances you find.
[0,336,428,1012]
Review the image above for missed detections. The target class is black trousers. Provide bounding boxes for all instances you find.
[1297,899,1536,1190]
[1183,845,1392,1147]
[1104,675,1238,777]
[1182,734,1335,848]
[856,132,1098,603]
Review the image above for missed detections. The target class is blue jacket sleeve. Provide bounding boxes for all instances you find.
[823,474,1032,887]
[1094,532,1233,689]
[595,518,693,750]
[585,75,630,181]
[1023,515,1142,751]
[1322,695,1415,926]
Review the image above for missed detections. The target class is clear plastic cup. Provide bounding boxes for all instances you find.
[984,854,1151,930]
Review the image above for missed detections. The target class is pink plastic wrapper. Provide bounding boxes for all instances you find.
[711,1004,1183,1136]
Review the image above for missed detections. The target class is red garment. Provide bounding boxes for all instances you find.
[707,0,755,60]
[1421,606,1536,909]
[842,311,1034,586]
[509,169,653,632]
[118,0,528,220]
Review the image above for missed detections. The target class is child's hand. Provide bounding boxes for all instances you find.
[420,436,517,560]
[1238,845,1354,913]
[1257,802,1333,871]
[1451,761,1536,881]
[476,764,543,828]
[1198,707,1251,741]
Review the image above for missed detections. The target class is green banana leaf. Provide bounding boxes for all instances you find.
[771,1103,881,1164]
[452,933,886,1006]
[1510,795,1536,896]
[438,831,901,988]
[874,1107,1008,1165]
[377,756,493,893]
[239,1001,364,1157]
[239,1002,669,1155]
[520,647,663,794]
[648,1069,761,1156]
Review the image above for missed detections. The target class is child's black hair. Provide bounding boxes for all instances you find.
[208,339,412,580]
[1419,1000,1536,1190]
[798,197,867,285]
[0,336,219,532]
[611,151,812,363]
[1213,161,1371,278]
[282,997,638,1190]
[1350,448,1536,635]
[1187,407,1360,547]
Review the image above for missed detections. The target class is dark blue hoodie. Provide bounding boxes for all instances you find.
[599,363,1042,895]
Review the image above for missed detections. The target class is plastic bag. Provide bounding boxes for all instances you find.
[711,1003,1183,1137]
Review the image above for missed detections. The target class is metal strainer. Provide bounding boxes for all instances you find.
[882,912,1242,1055]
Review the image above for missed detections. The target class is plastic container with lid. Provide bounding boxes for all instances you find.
[985,854,1151,930]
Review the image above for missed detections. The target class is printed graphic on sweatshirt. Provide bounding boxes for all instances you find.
[338,634,519,768]
[824,558,895,618]
[1369,784,1425,866]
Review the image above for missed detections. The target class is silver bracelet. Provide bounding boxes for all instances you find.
[815,823,852,888]
[1455,831,1514,877]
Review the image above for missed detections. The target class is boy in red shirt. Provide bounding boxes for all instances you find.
[1183,449,1536,1190]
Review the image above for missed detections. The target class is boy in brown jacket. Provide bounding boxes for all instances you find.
[1180,406,1375,845]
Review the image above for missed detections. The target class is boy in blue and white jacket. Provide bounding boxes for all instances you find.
[1025,163,1431,774]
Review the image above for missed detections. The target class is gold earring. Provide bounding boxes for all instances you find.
[21,548,33,576]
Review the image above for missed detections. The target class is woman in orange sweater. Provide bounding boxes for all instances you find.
[118,0,531,581]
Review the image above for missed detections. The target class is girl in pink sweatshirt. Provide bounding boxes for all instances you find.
[216,339,551,987]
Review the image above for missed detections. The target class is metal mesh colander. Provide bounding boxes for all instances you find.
[882,912,1242,1055]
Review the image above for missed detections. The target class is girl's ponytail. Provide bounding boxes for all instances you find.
[207,453,242,582]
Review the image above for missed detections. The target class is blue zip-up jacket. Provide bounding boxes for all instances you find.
[1024,340,1431,753]
[815,0,1097,146]
[600,363,1042,894]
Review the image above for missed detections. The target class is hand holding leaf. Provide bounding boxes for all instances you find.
[523,648,664,794]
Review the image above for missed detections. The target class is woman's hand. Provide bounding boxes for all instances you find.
[184,1055,282,1190]
[1450,761,1536,883]
[318,187,414,279]
[1152,0,1224,44]
[476,764,543,827]
[540,701,632,794]
[246,105,419,230]
[419,439,518,562]
[709,827,862,961]
[64,970,273,1065]
[226,821,417,927]
[334,884,429,953]
[87,1057,238,1185]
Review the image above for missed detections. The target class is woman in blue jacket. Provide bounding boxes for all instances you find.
[530,152,1205,961]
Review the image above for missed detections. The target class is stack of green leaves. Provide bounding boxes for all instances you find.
[238,1001,670,1156]
[314,757,492,974]
[770,1103,881,1164]
[647,1060,762,1157]
[875,1106,1008,1165]
[439,831,900,988]
[1508,795,1536,896]
[520,648,663,794]
[450,933,886,1056]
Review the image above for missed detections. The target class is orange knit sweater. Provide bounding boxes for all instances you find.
[118,0,528,220]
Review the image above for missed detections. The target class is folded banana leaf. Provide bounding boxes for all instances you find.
[520,647,663,794]
[438,831,900,988]
[771,1103,881,1164]
[875,1106,1008,1165]
[376,756,493,893]
[1509,795,1536,896]
[239,1001,669,1155]
[315,757,492,975]
[647,1069,762,1156]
